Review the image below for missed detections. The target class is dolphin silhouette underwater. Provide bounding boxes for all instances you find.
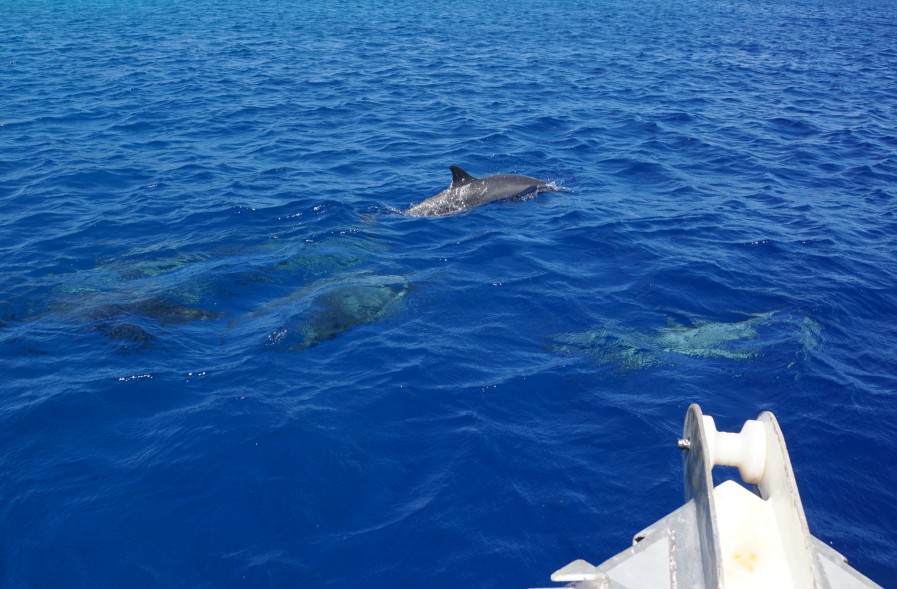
[554,311,821,371]
[405,166,564,217]
[293,277,408,348]
[238,273,410,350]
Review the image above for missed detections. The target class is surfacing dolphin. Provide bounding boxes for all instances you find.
[405,166,563,217]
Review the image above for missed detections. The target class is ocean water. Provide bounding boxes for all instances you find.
[1,0,896,586]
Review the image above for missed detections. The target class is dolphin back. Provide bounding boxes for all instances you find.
[405,166,559,217]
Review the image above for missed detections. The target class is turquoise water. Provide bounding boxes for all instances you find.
[2,0,896,586]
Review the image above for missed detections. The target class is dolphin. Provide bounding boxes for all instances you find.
[405,166,563,217]
[258,274,410,350]
[554,311,821,371]
[294,278,408,348]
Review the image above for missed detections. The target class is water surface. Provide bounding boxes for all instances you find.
[1,0,896,586]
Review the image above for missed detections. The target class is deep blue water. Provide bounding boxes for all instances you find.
[2,0,896,586]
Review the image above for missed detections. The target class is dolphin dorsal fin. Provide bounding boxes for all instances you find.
[449,166,477,187]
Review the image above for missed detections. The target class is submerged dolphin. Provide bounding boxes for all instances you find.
[405,166,563,217]
[294,277,408,348]
[244,274,410,350]
[554,311,821,371]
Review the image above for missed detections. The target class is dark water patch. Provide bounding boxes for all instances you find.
[95,322,158,353]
